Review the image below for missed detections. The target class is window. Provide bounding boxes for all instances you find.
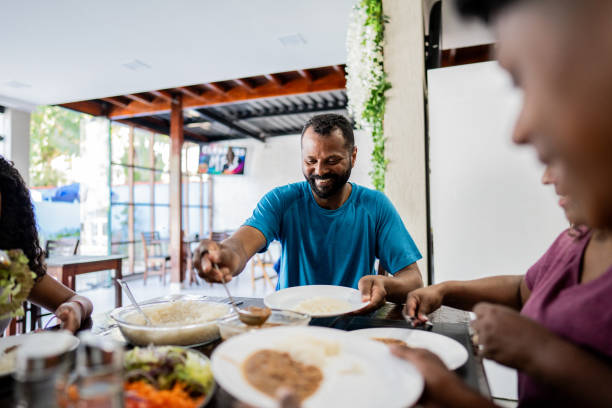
[109,123,211,275]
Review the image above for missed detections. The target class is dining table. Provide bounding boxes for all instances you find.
[46,254,125,307]
[92,296,491,407]
[0,297,490,407]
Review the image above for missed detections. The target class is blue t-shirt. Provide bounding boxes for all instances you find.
[243,182,422,290]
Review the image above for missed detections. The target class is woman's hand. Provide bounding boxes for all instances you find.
[405,285,444,324]
[391,345,497,408]
[55,300,83,333]
[471,302,546,370]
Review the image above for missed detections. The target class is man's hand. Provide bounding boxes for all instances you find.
[471,302,546,369]
[192,239,240,283]
[55,301,83,333]
[405,285,444,324]
[357,275,388,312]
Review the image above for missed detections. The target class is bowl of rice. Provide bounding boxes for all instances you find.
[110,299,231,346]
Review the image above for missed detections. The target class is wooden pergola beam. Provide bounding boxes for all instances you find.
[233,78,254,92]
[169,93,184,286]
[264,73,282,87]
[177,86,207,101]
[150,90,174,102]
[101,70,345,119]
[125,93,155,106]
[203,83,226,94]
[297,69,313,82]
[58,65,347,120]
[101,97,130,108]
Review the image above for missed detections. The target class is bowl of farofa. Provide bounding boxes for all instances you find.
[217,309,310,340]
[110,299,230,346]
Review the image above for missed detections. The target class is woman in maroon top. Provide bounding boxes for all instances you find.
[394,0,612,407]
[401,164,612,407]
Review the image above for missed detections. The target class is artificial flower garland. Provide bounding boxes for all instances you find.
[346,0,390,191]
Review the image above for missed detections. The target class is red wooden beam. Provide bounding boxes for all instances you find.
[125,93,155,106]
[101,97,130,108]
[264,73,282,87]
[203,83,226,94]
[297,69,313,82]
[60,101,105,116]
[176,86,207,101]
[60,65,346,120]
[150,90,174,102]
[169,93,184,285]
[233,78,254,92]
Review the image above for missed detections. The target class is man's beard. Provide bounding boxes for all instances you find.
[305,166,352,199]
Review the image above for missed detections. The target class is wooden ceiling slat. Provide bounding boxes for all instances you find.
[233,78,255,92]
[264,74,282,87]
[176,86,207,101]
[61,100,105,116]
[125,93,155,106]
[150,90,174,102]
[59,65,346,122]
[101,97,130,108]
[203,83,226,94]
[297,69,313,82]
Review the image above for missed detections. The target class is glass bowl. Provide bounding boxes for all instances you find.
[110,299,230,346]
[217,309,311,340]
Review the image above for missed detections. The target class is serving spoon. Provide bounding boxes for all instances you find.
[117,278,153,326]
[214,264,271,326]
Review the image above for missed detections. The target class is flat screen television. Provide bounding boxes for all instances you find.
[198,145,246,175]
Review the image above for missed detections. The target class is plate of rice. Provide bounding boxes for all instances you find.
[263,285,369,317]
[110,299,230,346]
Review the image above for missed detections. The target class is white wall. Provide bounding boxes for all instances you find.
[428,61,568,400]
[211,130,373,232]
[3,108,31,185]
[383,0,429,281]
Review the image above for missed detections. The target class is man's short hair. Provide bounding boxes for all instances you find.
[301,113,355,151]
[455,0,522,22]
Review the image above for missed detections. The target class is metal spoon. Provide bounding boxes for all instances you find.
[214,264,270,326]
[116,278,153,326]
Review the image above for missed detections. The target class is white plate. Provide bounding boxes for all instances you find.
[211,326,423,408]
[0,331,80,376]
[348,327,468,370]
[263,285,369,317]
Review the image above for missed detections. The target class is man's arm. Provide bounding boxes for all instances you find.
[193,225,266,282]
[358,262,423,309]
[382,262,423,303]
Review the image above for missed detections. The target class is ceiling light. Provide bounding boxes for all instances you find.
[122,59,152,71]
[278,33,307,47]
[5,80,31,89]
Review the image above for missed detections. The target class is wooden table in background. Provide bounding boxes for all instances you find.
[46,255,125,307]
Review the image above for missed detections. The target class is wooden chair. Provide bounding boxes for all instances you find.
[6,239,80,335]
[250,249,276,290]
[141,232,170,285]
[45,238,79,258]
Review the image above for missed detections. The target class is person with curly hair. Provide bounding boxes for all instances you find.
[0,156,93,334]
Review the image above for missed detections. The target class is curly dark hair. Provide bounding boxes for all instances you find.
[0,156,45,280]
[301,113,355,151]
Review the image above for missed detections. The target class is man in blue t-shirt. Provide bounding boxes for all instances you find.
[193,114,423,310]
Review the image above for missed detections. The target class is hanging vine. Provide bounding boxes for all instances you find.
[346,0,390,191]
